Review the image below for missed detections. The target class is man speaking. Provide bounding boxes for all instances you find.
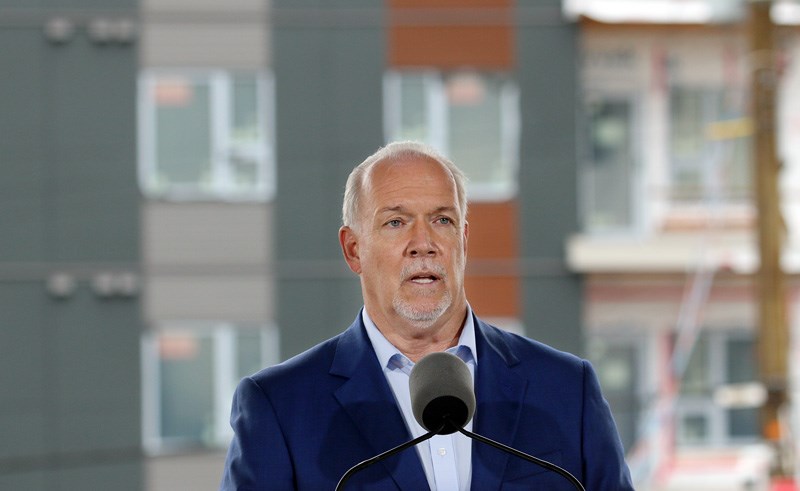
[220,141,634,490]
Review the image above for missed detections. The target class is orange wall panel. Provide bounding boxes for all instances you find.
[465,275,518,317]
[467,201,517,259]
[390,0,511,8]
[389,26,513,69]
[388,1,513,69]
[464,201,519,317]
[387,0,518,313]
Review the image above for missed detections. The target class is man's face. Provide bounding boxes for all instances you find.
[340,157,468,332]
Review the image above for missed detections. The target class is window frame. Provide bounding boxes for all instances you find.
[580,89,645,235]
[141,322,280,454]
[674,329,760,447]
[666,83,752,205]
[587,329,651,452]
[137,69,275,202]
[383,69,521,202]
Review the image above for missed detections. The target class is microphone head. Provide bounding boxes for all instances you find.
[409,351,476,435]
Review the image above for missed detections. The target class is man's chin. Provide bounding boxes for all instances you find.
[392,299,451,328]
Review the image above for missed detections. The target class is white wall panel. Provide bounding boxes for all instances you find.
[141,23,269,69]
[140,0,270,68]
[143,202,271,266]
[145,275,273,322]
[142,202,274,323]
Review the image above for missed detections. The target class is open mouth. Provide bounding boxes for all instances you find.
[407,272,442,285]
[411,276,437,284]
[401,263,447,286]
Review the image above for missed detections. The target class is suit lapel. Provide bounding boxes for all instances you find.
[470,318,528,491]
[331,318,429,490]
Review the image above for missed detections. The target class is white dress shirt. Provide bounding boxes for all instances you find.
[362,307,477,491]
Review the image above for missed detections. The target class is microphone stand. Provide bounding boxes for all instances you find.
[457,426,586,491]
[335,415,586,491]
[335,423,445,491]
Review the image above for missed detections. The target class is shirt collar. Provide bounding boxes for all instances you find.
[362,306,477,370]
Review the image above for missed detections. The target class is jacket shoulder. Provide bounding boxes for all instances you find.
[477,318,586,372]
[246,331,341,393]
[245,315,371,393]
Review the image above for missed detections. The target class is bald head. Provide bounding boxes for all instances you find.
[342,141,468,232]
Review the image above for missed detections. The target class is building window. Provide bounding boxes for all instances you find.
[675,331,760,446]
[669,86,750,203]
[582,94,640,233]
[138,70,274,201]
[141,323,279,453]
[587,332,648,452]
[589,329,759,452]
[384,70,520,201]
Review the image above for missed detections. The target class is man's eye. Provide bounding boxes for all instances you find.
[437,217,452,225]
[387,219,402,227]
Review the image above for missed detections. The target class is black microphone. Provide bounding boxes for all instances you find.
[410,352,586,491]
[410,351,476,435]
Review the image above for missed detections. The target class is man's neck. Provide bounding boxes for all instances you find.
[371,306,469,362]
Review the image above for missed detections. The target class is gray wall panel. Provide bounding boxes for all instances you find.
[0,284,47,461]
[54,461,143,491]
[0,472,46,491]
[278,279,363,358]
[273,1,384,359]
[0,30,46,261]
[47,40,139,263]
[0,1,142,487]
[0,0,42,7]
[41,0,136,9]
[516,3,584,356]
[0,197,47,263]
[53,287,141,454]
[0,29,45,168]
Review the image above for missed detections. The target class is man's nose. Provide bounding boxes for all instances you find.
[406,223,437,257]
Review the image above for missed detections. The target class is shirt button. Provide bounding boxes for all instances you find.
[438,448,447,456]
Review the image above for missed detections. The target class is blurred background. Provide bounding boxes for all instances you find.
[2,0,800,489]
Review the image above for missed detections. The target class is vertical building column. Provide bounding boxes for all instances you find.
[749,0,789,454]
[272,3,386,358]
[0,6,142,490]
[516,1,584,355]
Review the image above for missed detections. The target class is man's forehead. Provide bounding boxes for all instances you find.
[355,155,463,226]
[366,156,454,189]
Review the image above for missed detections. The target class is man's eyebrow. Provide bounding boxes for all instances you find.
[376,205,407,215]
[376,205,458,216]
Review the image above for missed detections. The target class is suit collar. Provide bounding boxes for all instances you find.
[329,314,529,491]
[361,306,479,371]
[330,316,429,490]
[473,314,520,367]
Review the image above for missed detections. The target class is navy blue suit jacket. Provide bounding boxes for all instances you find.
[220,313,634,490]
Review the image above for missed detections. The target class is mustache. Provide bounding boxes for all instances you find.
[400,262,447,281]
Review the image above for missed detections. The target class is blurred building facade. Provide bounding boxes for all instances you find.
[570,1,800,488]
[3,0,800,490]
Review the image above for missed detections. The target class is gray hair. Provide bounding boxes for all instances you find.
[342,141,468,230]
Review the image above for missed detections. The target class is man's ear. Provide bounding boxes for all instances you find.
[463,221,469,256]
[339,226,362,274]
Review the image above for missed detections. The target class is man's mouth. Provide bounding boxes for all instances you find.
[401,263,447,286]
[405,269,444,285]
[409,274,439,284]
